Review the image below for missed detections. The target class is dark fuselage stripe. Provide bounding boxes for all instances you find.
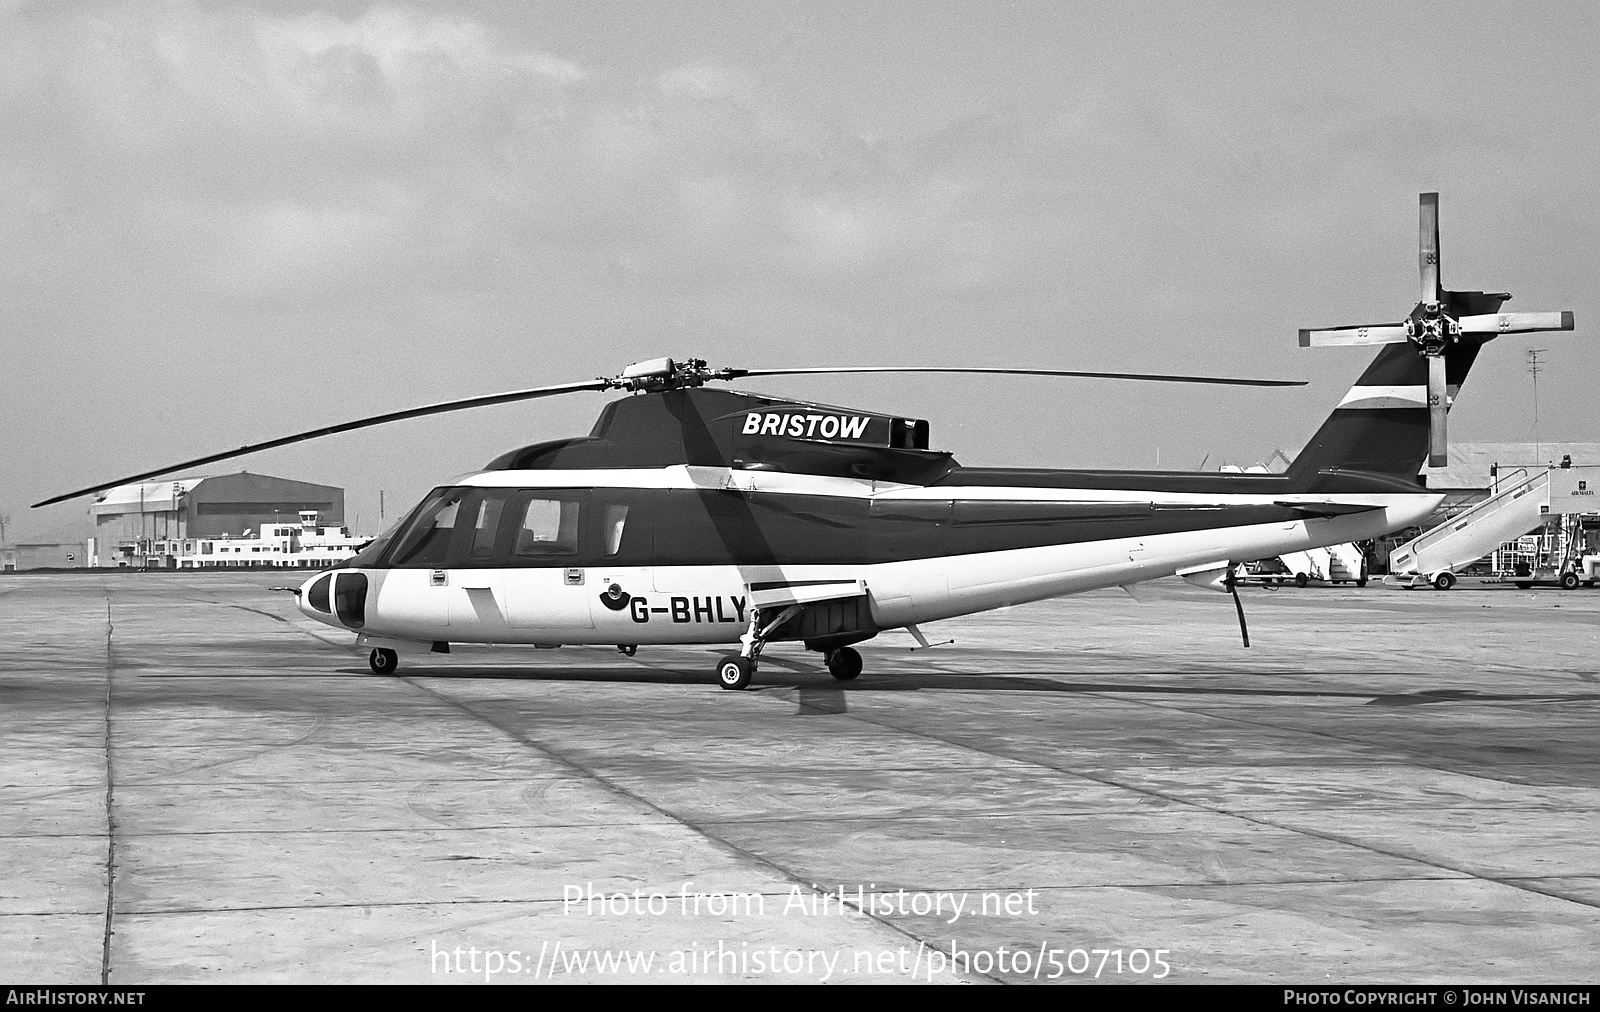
[372,487,1329,570]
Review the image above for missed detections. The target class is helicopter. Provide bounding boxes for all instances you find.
[36,194,1577,690]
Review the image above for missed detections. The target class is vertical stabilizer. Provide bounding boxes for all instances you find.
[1285,291,1507,488]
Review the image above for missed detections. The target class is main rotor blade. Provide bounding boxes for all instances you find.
[1456,311,1575,335]
[1298,324,1409,348]
[32,378,613,508]
[1428,353,1449,468]
[723,366,1305,387]
[1420,191,1441,303]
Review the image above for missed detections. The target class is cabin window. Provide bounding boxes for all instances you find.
[602,504,629,556]
[307,573,332,613]
[386,490,464,566]
[468,496,506,559]
[333,571,367,629]
[514,498,581,557]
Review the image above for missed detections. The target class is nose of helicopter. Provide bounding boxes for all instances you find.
[295,568,369,629]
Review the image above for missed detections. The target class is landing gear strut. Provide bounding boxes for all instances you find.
[713,604,800,690]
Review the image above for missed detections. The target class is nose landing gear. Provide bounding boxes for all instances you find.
[368,648,399,674]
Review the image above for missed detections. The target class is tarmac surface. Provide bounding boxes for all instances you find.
[1,570,1598,984]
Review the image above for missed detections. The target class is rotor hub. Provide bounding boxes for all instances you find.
[1404,303,1460,356]
[608,357,734,393]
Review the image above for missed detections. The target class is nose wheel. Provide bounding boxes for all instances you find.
[368,648,399,674]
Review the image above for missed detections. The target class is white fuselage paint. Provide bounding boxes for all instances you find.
[298,466,1441,649]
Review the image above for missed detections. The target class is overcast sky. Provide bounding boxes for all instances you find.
[4,1,1597,540]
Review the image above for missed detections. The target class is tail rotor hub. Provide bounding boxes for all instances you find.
[1405,304,1459,356]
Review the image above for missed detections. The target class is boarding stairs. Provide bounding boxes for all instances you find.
[1385,467,1552,589]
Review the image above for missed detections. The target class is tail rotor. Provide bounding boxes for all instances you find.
[1298,193,1577,467]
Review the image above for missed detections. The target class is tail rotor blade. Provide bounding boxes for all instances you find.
[1420,192,1441,303]
[1456,311,1575,335]
[1428,354,1450,467]
[1298,324,1409,348]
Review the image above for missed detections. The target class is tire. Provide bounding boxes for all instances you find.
[369,648,398,674]
[1515,582,1534,590]
[1433,571,1456,591]
[617,645,638,656]
[1295,573,1309,588]
[716,656,752,690]
[826,646,863,681]
[1356,578,1369,587]
[1560,572,1580,590]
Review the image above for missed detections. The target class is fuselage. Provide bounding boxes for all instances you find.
[296,464,1440,649]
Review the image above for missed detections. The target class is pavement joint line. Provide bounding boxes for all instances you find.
[1086,693,1600,912]
[1103,685,1600,794]
[5,796,1598,842]
[785,696,1600,913]
[1105,692,1599,784]
[396,676,995,982]
[100,591,117,987]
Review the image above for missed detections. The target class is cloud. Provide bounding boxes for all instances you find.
[0,2,1034,308]
[0,4,591,297]
[1,1,1569,325]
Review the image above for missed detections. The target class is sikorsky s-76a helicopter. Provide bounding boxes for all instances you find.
[38,194,1577,689]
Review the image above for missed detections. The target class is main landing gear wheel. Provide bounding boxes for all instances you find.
[716,655,753,690]
[825,647,862,681]
[369,648,398,674]
[1560,572,1580,590]
[1433,571,1456,591]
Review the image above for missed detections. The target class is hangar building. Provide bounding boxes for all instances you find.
[90,471,345,568]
